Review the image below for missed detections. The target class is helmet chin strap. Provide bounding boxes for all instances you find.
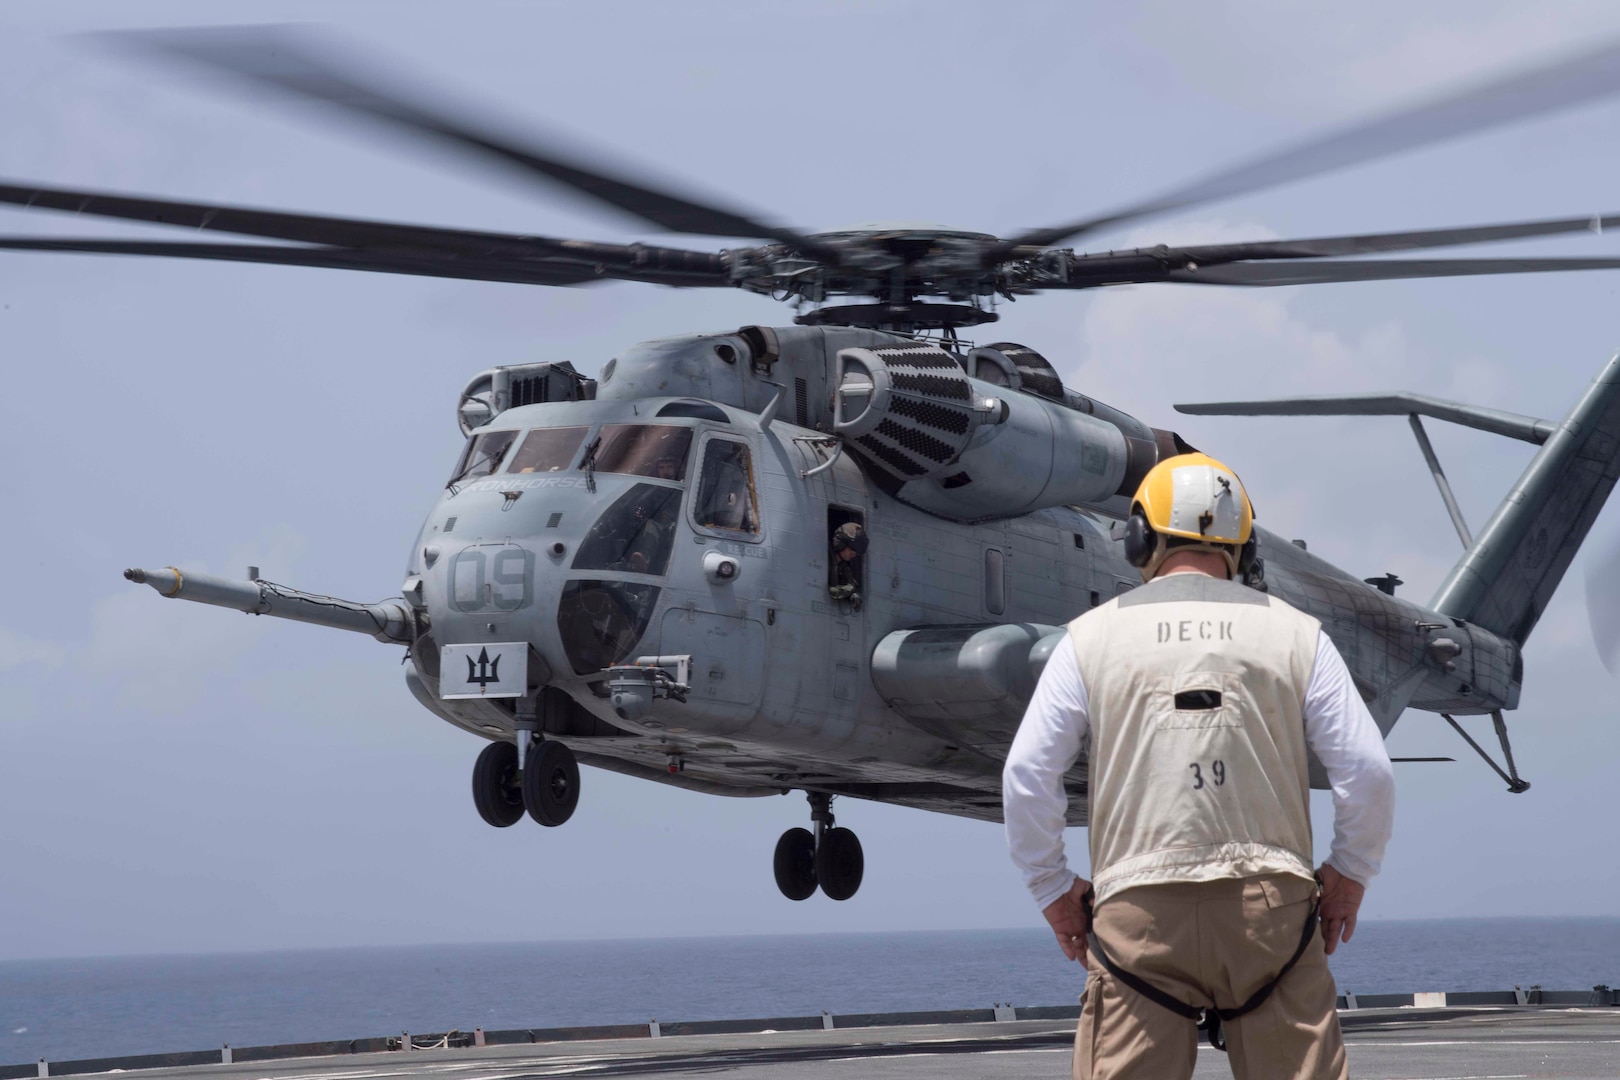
[1140,536,1240,582]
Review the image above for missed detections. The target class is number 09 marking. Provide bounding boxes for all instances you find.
[449,546,534,612]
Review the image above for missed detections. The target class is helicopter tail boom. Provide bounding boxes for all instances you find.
[124,566,413,643]
[1429,350,1620,643]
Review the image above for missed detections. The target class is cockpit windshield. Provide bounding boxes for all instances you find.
[448,429,517,487]
[592,424,692,481]
[507,426,588,474]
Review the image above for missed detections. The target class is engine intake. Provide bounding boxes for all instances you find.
[832,344,1137,520]
[457,361,595,435]
[833,343,997,478]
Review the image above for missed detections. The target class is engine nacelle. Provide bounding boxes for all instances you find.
[833,343,1154,520]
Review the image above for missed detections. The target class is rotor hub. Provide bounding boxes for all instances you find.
[794,301,998,330]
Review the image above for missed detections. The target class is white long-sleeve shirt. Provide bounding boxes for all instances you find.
[1004,627,1395,910]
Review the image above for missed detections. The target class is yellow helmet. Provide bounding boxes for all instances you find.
[1125,452,1255,579]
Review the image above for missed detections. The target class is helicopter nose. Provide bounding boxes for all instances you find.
[549,480,681,676]
[418,473,670,690]
[417,478,584,644]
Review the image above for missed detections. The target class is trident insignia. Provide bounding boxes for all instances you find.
[467,646,501,690]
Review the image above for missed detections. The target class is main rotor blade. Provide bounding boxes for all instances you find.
[111,26,832,256]
[987,37,1620,261]
[1053,212,1620,286]
[0,181,731,281]
[1159,257,1620,287]
[0,238,609,286]
[1172,212,1620,263]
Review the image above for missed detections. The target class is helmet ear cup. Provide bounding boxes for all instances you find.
[1124,512,1156,568]
[831,523,868,555]
[1236,536,1258,577]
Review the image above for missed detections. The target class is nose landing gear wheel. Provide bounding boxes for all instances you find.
[773,827,819,900]
[816,826,864,901]
[523,739,581,827]
[471,741,525,828]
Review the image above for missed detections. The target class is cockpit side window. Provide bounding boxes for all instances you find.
[694,438,760,536]
[507,426,588,474]
[593,424,693,482]
[572,483,682,576]
[448,429,517,486]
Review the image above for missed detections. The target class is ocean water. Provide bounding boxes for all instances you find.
[2,920,1617,1065]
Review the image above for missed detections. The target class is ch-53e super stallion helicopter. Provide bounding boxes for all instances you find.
[11,28,1620,902]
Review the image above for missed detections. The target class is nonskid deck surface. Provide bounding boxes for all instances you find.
[31,1009,1620,1080]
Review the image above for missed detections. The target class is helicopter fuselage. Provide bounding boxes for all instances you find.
[398,326,1521,826]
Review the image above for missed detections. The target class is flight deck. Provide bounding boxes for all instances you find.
[10,1006,1618,1080]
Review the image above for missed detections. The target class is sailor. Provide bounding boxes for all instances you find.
[827,522,867,609]
[1003,452,1395,1080]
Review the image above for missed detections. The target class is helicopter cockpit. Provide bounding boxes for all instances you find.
[431,404,765,679]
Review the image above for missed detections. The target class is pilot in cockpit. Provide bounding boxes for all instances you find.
[647,428,688,482]
[622,503,665,574]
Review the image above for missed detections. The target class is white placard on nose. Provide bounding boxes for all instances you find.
[440,642,529,698]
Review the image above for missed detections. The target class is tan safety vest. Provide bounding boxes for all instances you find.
[1070,573,1321,903]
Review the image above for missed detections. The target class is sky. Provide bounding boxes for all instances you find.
[4,0,1620,963]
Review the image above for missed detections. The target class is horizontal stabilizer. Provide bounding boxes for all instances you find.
[1176,393,1555,444]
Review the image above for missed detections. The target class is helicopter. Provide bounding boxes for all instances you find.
[9,27,1620,904]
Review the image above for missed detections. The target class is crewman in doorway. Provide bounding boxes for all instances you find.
[828,522,867,610]
[1003,452,1395,1080]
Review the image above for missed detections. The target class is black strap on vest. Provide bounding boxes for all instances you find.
[1082,884,1321,1053]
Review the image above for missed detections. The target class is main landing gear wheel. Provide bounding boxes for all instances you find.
[471,741,525,828]
[773,827,818,901]
[523,739,581,827]
[772,792,864,901]
[816,827,864,901]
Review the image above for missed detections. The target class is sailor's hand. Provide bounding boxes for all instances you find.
[1042,876,1092,963]
[1317,863,1366,955]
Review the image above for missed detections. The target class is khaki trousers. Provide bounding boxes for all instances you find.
[1073,874,1347,1080]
